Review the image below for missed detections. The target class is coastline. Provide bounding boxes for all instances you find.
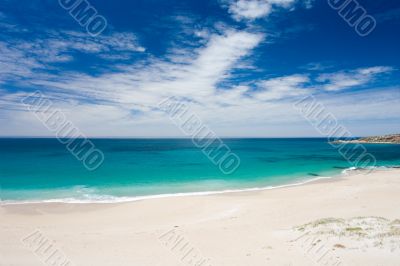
[0,174,337,205]
[1,168,400,265]
[331,141,400,145]
[330,134,400,145]
[0,166,395,205]
[0,166,367,205]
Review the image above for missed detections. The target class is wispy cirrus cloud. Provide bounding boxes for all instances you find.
[317,66,394,91]
[0,42,42,83]
[252,74,310,100]
[0,25,267,136]
[19,29,264,106]
[0,0,398,137]
[0,9,144,80]
[0,29,145,84]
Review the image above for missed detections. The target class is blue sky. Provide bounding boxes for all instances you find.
[0,0,399,137]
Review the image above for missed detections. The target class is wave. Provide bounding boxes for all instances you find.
[2,166,399,205]
[341,165,400,175]
[1,175,334,205]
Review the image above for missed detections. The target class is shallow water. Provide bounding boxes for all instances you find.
[1,138,399,202]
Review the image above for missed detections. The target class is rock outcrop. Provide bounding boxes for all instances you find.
[332,134,400,144]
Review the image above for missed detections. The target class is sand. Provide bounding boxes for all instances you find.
[1,168,400,266]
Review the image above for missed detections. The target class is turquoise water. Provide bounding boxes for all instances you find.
[1,138,399,203]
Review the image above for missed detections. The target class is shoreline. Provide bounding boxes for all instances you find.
[0,166,383,206]
[1,166,396,206]
[0,174,336,205]
[1,168,400,265]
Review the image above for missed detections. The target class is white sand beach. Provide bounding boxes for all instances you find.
[1,168,400,266]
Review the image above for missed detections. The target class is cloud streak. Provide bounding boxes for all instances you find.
[0,0,398,137]
[317,66,394,91]
[227,0,302,21]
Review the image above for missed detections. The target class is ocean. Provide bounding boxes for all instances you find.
[1,138,399,203]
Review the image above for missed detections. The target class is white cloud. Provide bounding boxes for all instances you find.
[229,0,272,20]
[252,74,310,100]
[180,30,263,96]
[20,29,263,106]
[0,30,146,86]
[0,3,396,138]
[1,28,396,137]
[2,86,399,137]
[227,0,298,21]
[317,66,394,91]
[0,27,266,136]
[0,42,42,82]
[0,28,263,135]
